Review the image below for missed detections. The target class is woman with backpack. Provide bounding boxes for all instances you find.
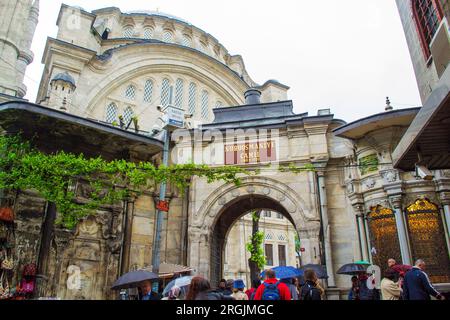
[300,269,322,301]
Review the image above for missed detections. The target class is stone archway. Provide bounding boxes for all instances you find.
[187,176,321,285]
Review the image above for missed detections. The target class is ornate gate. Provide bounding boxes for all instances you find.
[406,199,450,283]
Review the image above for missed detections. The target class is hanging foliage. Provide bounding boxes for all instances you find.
[246,230,266,270]
[0,135,248,229]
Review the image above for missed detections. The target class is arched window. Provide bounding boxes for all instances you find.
[125,85,136,100]
[215,101,223,109]
[161,78,171,107]
[143,80,153,103]
[174,78,184,109]
[367,206,401,268]
[188,82,197,115]
[201,90,209,120]
[406,199,450,283]
[162,30,173,43]
[181,34,192,47]
[105,102,118,124]
[143,27,153,39]
[199,42,208,54]
[123,26,134,38]
[265,232,274,241]
[123,106,134,126]
[277,233,287,241]
[412,0,444,59]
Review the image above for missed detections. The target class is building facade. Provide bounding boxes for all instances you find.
[395,0,449,103]
[36,6,289,130]
[0,2,449,300]
[224,211,298,287]
[0,0,39,102]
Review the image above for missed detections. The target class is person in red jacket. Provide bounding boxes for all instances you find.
[253,269,292,300]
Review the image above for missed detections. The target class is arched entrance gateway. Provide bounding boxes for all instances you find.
[187,176,322,285]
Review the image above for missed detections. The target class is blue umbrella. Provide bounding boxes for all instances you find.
[260,266,301,280]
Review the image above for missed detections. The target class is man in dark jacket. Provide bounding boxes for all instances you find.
[403,259,444,300]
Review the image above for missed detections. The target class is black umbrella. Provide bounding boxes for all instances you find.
[299,264,329,279]
[111,270,159,290]
[336,263,369,275]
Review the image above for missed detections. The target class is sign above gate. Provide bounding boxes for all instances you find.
[224,140,277,165]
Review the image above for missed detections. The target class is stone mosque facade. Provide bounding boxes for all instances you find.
[0,2,449,300]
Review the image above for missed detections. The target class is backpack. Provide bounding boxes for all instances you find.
[301,283,313,301]
[262,281,281,300]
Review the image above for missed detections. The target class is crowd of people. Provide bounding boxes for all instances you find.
[136,258,446,301]
[349,258,446,301]
[139,268,326,301]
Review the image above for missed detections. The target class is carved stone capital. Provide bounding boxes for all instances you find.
[439,191,450,206]
[389,195,403,209]
[352,203,366,215]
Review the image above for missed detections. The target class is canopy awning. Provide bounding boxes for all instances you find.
[392,66,450,171]
[144,263,194,279]
[0,101,163,162]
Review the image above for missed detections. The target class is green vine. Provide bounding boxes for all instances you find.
[246,230,266,270]
[0,135,248,229]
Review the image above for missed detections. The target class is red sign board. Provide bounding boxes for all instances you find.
[156,200,169,212]
[224,140,277,165]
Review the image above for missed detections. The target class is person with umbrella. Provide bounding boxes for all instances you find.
[337,261,377,300]
[111,269,159,300]
[140,280,159,301]
[162,286,181,300]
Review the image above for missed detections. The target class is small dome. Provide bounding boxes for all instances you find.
[51,71,76,88]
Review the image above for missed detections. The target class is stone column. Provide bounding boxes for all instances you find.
[389,196,412,265]
[353,204,370,262]
[316,171,336,287]
[438,192,450,249]
[120,199,135,275]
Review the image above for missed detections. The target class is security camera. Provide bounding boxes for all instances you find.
[184,113,194,119]
[156,105,163,112]
[415,165,434,181]
[151,124,162,135]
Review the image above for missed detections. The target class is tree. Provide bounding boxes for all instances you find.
[246,210,265,283]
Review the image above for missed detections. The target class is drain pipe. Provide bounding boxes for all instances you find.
[180,184,190,266]
[315,169,336,287]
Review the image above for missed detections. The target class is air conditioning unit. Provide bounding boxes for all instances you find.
[430,17,450,78]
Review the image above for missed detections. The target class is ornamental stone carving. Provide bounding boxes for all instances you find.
[365,178,376,189]
[246,186,256,194]
[346,182,355,194]
[218,197,227,206]
[231,189,240,198]
[381,170,398,184]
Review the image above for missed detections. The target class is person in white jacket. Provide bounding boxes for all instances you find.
[381,269,402,300]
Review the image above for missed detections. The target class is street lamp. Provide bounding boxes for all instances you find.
[151,89,185,278]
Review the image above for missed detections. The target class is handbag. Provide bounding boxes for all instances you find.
[0,207,14,223]
[20,278,35,294]
[1,251,13,270]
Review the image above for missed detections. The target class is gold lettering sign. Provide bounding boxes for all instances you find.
[224,140,277,165]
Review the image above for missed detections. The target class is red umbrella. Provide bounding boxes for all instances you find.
[391,264,412,276]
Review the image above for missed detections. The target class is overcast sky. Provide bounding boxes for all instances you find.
[24,0,422,122]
